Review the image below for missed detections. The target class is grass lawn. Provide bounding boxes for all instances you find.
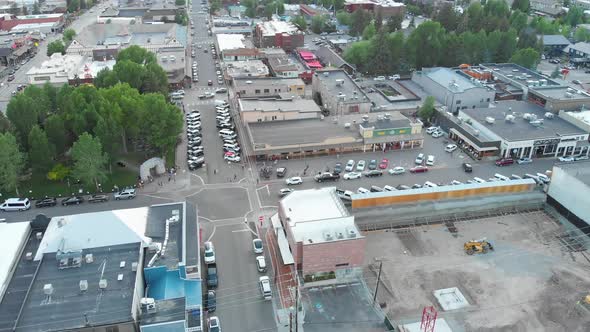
[10,167,138,200]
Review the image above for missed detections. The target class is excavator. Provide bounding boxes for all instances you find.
[464,238,494,255]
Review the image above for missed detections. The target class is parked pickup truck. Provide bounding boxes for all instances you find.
[314,172,340,183]
[207,263,218,288]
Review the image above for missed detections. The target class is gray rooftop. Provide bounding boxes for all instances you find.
[564,42,590,55]
[315,46,354,70]
[239,97,321,113]
[144,203,186,269]
[556,160,590,186]
[140,297,186,326]
[248,118,362,150]
[481,63,560,87]
[233,76,305,88]
[420,67,480,93]
[462,100,587,141]
[530,85,590,101]
[314,69,370,104]
[15,243,140,332]
[541,34,570,46]
[73,22,186,48]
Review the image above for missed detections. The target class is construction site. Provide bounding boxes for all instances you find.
[363,208,590,332]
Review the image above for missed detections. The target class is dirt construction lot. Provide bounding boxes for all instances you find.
[363,210,590,332]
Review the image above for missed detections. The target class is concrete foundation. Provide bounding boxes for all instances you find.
[433,287,469,311]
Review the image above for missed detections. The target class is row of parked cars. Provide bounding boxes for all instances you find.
[0,189,137,212]
[216,102,241,163]
[186,110,205,170]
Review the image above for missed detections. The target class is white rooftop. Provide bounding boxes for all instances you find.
[0,222,30,300]
[258,20,299,36]
[280,187,362,245]
[35,208,151,261]
[216,33,247,52]
[11,22,60,31]
[400,318,453,332]
[26,53,84,76]
[567,109,590,126]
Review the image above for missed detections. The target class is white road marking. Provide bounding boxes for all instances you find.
[206,225,216,242]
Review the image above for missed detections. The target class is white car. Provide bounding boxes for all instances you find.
[286,177,303,185]
[426,126,439,134]
[252,239,264,254]
[345,159,355,171]
[208,316,221,332]
[426,155,435,166]
[388,166,405,175]
[432,131,444,138]
[388,74,400,80]
[558,156,574,162]
[356,160,366,171]
[114,188,136,200]
[517,157,533,164]
[224,155,241,163]
[374,76,386,81]
[415,153,424,165]
[204,241,215,264]
[444,144,457,153]
[343,172,362,180]
[279,188,294,196]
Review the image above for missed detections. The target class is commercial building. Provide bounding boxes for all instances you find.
[312,69,372,115]
[0,13,64,32]
[221,47,259,62]
[299,4,331,17]
[215,33,256,61]
[541,34,570,57]
[254,20,304,52]
[527,85,590,112]
[245,111,422,159]
[547,161,590,232]
[530,0,563,16]
[233,77,306,98]
[564,42,590,66]
[238,95,321,123]
[273,187,366,282]
[436,100,589,160]
[225,59,269,80]
[0,202,202,332]
[11,21,60,34]
[344,0,406,19]
[26,53,117,85]
[266,55,300,78]
[156,49,187,86]
[314,46,355,75]
[412,67,495,112]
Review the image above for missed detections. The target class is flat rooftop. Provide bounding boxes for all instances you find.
[554,160,590,186]
[239,97,321,113]
[419,67,481,93]
[248,117,362,151]
[258,20,299,36]
[0,222,30,300]
[16,242,141,332]
[359,111,413,130]
[234,76,304,88]
[462,100,587,141]
[314,69,370,104]
[482,63,561,87]
[216,33,246,51]
[144,203,186,269]
[364,210,590,331]
[225,60,269,77]
[530,85,590,101]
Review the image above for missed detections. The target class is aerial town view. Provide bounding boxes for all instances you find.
[1,0,590,331]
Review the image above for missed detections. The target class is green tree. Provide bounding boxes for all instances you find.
[350,9,371,36]
[117,45,157,65]
[367,29,392,74]
[33,1,41,14]
[175,11,188,25]
[419,96,436,123]
[511,0,529,12]
[291,15,307,30]
[385,14,403,32]
[336,10,351,26]
[509,10,528,33]
[435,3,459,32]
[43,83,58,113]
[344,40,371,73]
[28,125,55,175]
[44,114,68,155]
[550,65,560,78]
[466,2,484,32]
[574,27,590,42]
[210,0,221,14]
[0,112,12,134]
[517,27,541,50]
[71,133,108,189]
[63,28,76,45]
[94,68,119,88]
[564,6,584,27]
[68,0,80,12]
[510,47,540,69]
[99,83,144,153]
[0,132,26,196]
[362,21,376,40]
[80,0,86,10]
[311,15,327,34]
[47,40,65,56]
[405,21,446,69]
[6,95,39,148]
[141,94,183,157]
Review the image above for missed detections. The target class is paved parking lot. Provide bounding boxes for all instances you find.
[537,59,590,89]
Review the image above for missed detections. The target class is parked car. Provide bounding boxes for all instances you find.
[415,153,424,165]
[333,162,342,174]
[252,239,264,254]
[388,166,405,175]
[431,131,444,138]
[224,155,241,162]
[61,196,84,206]
[426,126,439,134]
[276,167,287,178]
[558,156,575,162]
[345,159,355,171]
[206,290,216,312]
[462,162,473,172]
[286,177,303,185]
[368,159,377,170]
[445,144,457,153]
[204,241,216,264]
[426,155,435,166]
[356,160,366,171]
[215,88,227,93]
[279,188,294,197]
[207,263,218,287]
[364,170,383,177]
[314,172,340,182]
[574,155,589,161]
[378,158,389,169]
[114,188,136,200]
[409,166,429,173]
[88,194,109,203]
[35,197,57,208]
[343,172,362,180]
[517,157,533,164]
[495,158,514,166]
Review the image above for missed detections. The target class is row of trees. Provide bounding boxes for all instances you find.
[47,28,77,57]
[0,46,183,195]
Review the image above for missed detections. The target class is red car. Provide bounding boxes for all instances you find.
[409,166,429,173]
[495,158,514,166]
[379,158,388,169]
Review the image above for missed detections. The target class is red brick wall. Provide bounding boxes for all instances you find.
[301,237,366,275]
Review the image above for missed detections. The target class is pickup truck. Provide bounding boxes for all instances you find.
[207,263,218,288]
[314,172,340,183]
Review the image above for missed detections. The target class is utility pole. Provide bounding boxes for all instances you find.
[294,284,299,332]
[373,260,383,305]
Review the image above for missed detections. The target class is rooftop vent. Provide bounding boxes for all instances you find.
[79,280,88,292]
[99,279,108,289]
[473,130,480,137]
[43,284,54,295]
[323,231,333,241]
[118,274,124,281]
[132,262,138,272]
[85,254,93,263]
[120,261,126,268]
[335,79,344,86]
[25,252,33,260]
[36,232,43,240]
[384,113,391,119]
[141,298,157,313]
[347,228,357,238]
[246,80,252,84]
[336,232,344,239]
[530,119,544,127]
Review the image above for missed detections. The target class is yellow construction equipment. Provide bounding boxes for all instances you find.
[464,238,494,255]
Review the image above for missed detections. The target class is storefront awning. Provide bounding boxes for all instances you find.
[450,128,499,152]
[271,214,294,265]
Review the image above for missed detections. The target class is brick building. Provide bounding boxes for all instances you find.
[344,0,406,19]
[254,20,304,52]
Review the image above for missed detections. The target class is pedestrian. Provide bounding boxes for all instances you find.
[214,169,217,174]
[234,174,237,180]
[242,164,245,170]
[168,176,171,182]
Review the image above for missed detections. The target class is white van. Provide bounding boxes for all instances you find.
[426,155,435,166]
[335,189,354,201]
[0,198,31,212]
[423,181,438,188]
[473,177,487,183]
[494,173,510,181]
[223,143,240,151]
[259,276,272,300]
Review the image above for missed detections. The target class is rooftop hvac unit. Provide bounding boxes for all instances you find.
[323,231,333,241]
[79,280,88,292]
[170,55,176,62]
[43,284,54,295]
[384,113,391,119]
[246,80,252,84]
[347,228,357,238]
[336,232,344,239]
[565,92,574,98]
[485,116,495,124]
[505,114,515,122]
[539,79,547,86]
[544,112,554,119]
[335,79,344,86]
[120,261,126,268]
[118,274,124,281]
[36,232,43,240]
[141,298,157,313]
[473,130,480,137]
[344,122,351,128]
[338,93,346,100]
[132,262,138,272]
[99,279,108,289]
[567,88,576,93]
[85,254,93,263]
